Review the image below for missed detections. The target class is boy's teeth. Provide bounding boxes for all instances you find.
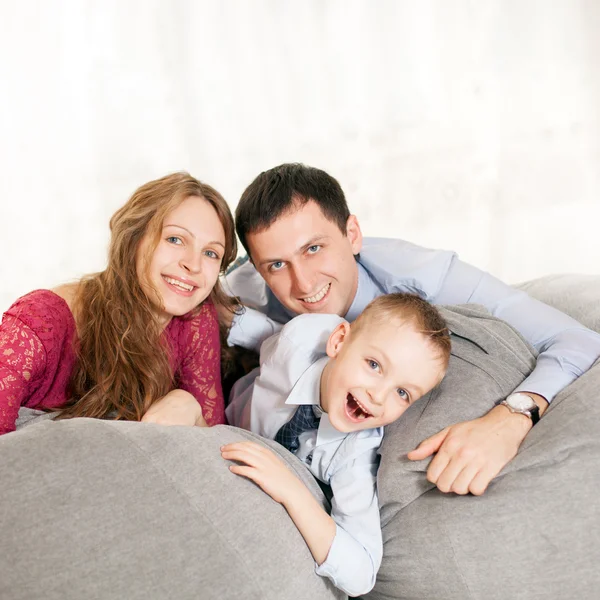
[163,276,194,291]
[303,283,330,303]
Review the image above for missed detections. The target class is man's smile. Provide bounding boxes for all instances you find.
[301,283,331,304]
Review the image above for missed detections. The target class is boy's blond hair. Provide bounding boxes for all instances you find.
[351,293,451,368]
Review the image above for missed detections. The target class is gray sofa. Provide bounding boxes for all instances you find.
[1,275,599,600]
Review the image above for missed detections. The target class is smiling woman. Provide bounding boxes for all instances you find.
[0,172,238,436]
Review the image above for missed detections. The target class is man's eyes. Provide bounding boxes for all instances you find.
[307,245,321,254]
[269,261,285,272]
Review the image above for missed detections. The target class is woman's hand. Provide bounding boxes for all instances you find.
[407,395,546,495]
[141,389,207,427]
[220,442,303,505]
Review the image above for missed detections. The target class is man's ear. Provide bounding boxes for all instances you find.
[326,321,351,358]
[346,214,363,255]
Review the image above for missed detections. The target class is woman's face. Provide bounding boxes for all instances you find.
[137,195,226,326]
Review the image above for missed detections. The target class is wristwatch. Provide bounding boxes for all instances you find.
[499,393,540,425]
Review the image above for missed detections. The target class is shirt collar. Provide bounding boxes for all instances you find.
[285,355,329,407]
[284,355,347,445]
[344,261,382,323]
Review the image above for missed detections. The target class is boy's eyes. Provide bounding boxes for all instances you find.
[396,388,410,402]
[366,359,411,403]
[366,359,380,372]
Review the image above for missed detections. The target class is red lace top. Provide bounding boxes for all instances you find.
[0,289,225,435]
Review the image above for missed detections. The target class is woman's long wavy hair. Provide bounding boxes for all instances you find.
[58,172,238,421]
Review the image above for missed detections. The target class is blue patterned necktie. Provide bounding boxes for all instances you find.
[274,405,321,453]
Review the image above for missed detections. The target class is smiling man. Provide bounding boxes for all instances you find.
[225,162,600,495]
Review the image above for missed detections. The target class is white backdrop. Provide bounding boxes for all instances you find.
[1,0,599,313]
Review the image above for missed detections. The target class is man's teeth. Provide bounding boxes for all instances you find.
[163,276,194,292]
[303,283,330,304]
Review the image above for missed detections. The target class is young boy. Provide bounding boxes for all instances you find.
[221,293,450,597]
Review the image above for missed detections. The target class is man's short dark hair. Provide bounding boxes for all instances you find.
[235,163,351,255]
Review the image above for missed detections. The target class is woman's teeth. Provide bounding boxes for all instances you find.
[303,283,330,304]
[163,276,194,292]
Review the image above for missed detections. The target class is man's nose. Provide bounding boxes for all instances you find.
[290,264,314,295]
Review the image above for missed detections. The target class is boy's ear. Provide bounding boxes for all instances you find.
[346,214,363,255]
[326,321,351,358]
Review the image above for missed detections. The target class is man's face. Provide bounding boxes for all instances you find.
[246,200,363,317]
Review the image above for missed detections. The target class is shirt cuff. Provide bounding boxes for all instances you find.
[314,524,377,597]
[227,307,283,351]
[511,359,580,403]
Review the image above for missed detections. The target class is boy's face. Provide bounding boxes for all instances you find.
[246,200,363,318]
[320,319,446,433]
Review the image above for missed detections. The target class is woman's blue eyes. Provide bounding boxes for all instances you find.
[165,237,220,259]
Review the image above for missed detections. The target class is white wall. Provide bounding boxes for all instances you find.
[1,0,599,312]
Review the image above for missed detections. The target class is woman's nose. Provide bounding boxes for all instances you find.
[180,251,203,274]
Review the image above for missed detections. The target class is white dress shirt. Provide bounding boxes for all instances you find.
[225,237,600,403]
[227,313,383,597]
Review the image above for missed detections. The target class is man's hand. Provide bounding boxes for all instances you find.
[141,389,206,427]
[407,393,547,495]
[220,442,303,504]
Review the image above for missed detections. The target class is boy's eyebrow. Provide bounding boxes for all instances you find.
[257,235,330,266]
[163,224,225,248]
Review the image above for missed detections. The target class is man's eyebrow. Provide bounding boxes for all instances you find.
[258,235,330,267]
[163,224,225,248]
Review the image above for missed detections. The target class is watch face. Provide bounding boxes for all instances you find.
[508,394,535,411]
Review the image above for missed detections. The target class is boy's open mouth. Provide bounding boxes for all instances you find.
[345,393,373,422]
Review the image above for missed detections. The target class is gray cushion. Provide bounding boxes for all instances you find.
[0,419,344,600]
[368,276,600,600]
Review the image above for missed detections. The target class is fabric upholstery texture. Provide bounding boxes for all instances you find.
[1,274,599,600]
[0,419,344,600]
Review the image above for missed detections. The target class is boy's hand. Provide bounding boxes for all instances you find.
[221,442,303,504]
[142,389,207,427]
[407,402,538,495]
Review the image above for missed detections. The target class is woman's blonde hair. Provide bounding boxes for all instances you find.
[58,172,237,421]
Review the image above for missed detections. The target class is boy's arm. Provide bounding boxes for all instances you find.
[220,441,336,564]
[221,440,382,597]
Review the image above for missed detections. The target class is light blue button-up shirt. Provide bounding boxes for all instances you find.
[226,313,383,597]
[226,237,600,403]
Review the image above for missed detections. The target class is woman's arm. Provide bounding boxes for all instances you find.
[141,389,207,427]
[0,315,47,435]
[172,302,226,426]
